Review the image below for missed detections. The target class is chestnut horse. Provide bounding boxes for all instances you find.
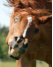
[6,0,52,67]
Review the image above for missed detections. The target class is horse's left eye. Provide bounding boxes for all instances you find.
[14,18,19,23]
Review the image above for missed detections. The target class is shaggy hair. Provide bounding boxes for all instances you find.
[7,0,52,9]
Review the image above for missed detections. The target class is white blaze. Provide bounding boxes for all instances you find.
[27,17,32,23]
[23,17,32,37]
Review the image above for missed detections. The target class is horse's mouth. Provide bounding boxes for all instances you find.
[8,38,29,60]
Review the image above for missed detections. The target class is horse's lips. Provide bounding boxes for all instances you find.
[8,45,20,58]
[8,38,29,59]
[11,48,15,54]
[8,46,15,55]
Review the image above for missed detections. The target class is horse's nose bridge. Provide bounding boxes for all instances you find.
[8,38,13,45]
[8,37,17,48]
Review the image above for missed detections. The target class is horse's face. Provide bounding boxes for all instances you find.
[6,9,39,59]
[6,8,51,59]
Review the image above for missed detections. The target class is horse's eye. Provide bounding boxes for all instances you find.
[14,18,19,23]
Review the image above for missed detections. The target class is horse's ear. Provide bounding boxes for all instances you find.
[38,14,52,24]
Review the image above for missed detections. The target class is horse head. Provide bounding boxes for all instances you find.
[6,8,52,60]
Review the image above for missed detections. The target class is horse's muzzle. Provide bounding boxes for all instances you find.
[8,37,29,60]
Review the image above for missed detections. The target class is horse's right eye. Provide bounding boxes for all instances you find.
[14,18,19,23]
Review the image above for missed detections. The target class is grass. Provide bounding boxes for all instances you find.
[0,60,49,67]
[36,60,49,67]
[0,61,17,67]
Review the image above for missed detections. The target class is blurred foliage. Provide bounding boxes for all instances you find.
[0,26,9,59]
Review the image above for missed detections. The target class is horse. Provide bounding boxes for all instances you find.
[6,0,52,67]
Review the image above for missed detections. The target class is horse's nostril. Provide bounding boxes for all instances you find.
[14,36,24,43]
[14,37,18,41]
